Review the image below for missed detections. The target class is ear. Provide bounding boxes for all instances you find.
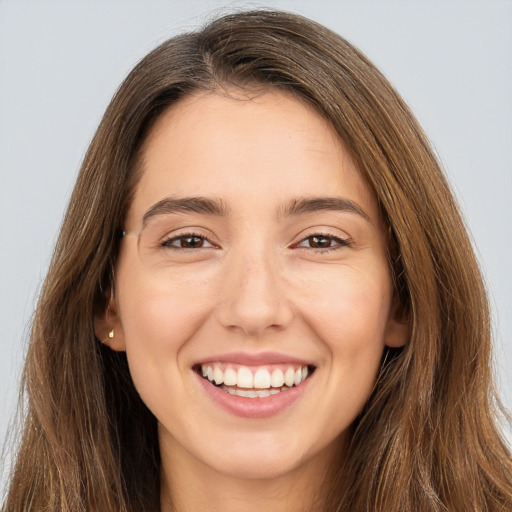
[94,296,126,352]
[383,293,410,348]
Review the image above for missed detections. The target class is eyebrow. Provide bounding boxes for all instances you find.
[142,196,230,228]
[281,197,370,221]
[141,194,370,230]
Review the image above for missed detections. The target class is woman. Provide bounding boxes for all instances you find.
[5,9,512,512]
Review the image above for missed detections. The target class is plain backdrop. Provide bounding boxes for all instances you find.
[1,0,511,487]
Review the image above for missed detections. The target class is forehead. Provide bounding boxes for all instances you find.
[125,89,380,228]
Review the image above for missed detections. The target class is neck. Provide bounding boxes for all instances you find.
[159,432,344,512]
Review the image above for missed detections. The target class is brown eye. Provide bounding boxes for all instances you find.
[180,235,204,248]
[161,234,215,249]
[308,235,333,249]
[295,234,351,251]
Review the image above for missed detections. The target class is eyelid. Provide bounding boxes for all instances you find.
[155,225,352,252]
[159,230,220,249]
[290,230,354,251]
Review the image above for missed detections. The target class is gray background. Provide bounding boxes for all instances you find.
[1,0,511,487]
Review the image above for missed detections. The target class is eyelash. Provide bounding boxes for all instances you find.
[160,231,353,252]
[160,232,217,250]
[292,233,353,252]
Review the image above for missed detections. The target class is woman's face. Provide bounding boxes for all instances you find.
[105,89,407,481]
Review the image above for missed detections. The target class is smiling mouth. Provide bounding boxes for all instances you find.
[194,363,316,398]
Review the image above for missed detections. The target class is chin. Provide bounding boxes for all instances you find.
[193,428,337,482]
[206,450,308,481]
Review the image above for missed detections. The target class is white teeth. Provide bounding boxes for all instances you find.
[200,363,311,391]
[213,366,223,385]
[224,387,237,396]
[284,367,295,387]
[221,385,292,398]
[253,368,271,389]
[223,367,237,386]
[237,367,254,388]
[271,369,285,387]
[238,389,259,398]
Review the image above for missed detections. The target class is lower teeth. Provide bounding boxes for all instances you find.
[221,385,291,398]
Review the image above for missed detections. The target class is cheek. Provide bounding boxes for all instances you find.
[315,285,389,389]
[120,284,197,354]
[117,258,217,349]
[299,263,392,345]
[115,261,218,401]
[295,263,392,408]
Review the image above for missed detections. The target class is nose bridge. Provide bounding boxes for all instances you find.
[217,244,292,335]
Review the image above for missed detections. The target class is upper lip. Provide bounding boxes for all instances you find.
[194,351,314,367]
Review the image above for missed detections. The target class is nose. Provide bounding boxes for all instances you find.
[215,250,293,336]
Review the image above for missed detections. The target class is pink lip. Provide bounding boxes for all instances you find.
[195,371,313,419]
[196,351,312,366]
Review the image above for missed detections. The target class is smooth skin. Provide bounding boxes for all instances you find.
[96,89,408,512]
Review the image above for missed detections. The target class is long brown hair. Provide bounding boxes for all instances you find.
[5,9,512,511]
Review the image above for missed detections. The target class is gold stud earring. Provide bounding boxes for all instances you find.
[108,329,115,339]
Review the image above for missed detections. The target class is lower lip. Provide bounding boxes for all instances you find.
[196,372,312,419]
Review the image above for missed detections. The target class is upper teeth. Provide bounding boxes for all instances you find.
[201,364,309,389]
